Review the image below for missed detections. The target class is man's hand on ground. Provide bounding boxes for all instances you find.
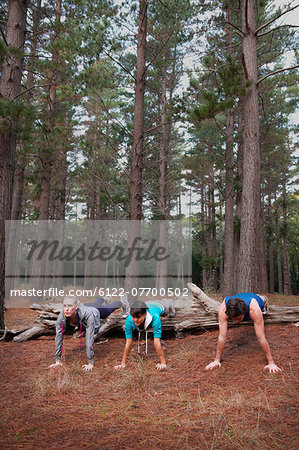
[205,360,221,371]
[264,363,281,373]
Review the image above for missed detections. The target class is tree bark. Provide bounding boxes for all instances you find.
[282,175,291,294]
[156,54,168,292]
[11,143,26,220]
[259,207,268,292]
[38,0,61,220]
[11,0,42,221]
[30,0,61,294]
[6,142,26,298]
[125,0,147,302]
[267,188,274,293]
[176,195,184,289]
[210,166,217,290]
[129,0,147,221]
[219,202,224,284]
[0,0,28,329]
[200,183,207,289]
[223,0,235,296]
[233,99,243,292]
[274,192,283,294]
[238,0,261,292]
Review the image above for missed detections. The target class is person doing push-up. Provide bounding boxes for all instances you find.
[114,300,175,371]
[205,292,281,373]
[49,295,129,372]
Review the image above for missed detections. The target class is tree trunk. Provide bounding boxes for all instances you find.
[200,183,207,289]
[233,99,243,292]
[11,0,42,221]
[0,0,28,329]
[223,0,235,296]
[38,0,61,220]
[129,0,147,221]
[219,202,224,285]
[206,177,212,286]
[6,142,26,299]
[176,194,184,289]
[30,0,61,295]
[238,0,261,292]
[210,166,217,290]
[125,0,147,302]
[274,192,283,294]
[267,188,275,293]
[282,177,291,294]
[224,105,235,295]
[11,144,26,220]
[50,132,67,291]
[156,55,168,292]
[259,207,268,292]
[84,124,98,290]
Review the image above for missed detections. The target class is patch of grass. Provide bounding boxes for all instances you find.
[30,363,85,398]
[14,431,27,443]
[1,312,298,449]
[267,294,299,307]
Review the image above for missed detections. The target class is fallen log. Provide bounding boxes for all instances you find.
[12,325,54,342]
[171,283,219,338]
[2,284,299,341]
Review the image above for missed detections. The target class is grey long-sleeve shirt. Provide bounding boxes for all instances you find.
[54,302,100,365]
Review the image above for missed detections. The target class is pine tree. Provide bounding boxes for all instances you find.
[0,0,28,328]
[125,0,147,301]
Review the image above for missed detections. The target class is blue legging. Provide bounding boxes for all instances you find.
[84,297,122,319]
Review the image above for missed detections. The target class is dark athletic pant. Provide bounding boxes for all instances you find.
[84,297,122,319]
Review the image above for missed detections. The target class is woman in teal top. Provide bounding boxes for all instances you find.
[115,300,175,371]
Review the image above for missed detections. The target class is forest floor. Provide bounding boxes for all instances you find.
[1,294,299,450]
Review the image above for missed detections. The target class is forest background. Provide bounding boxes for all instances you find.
[0,0,298,329]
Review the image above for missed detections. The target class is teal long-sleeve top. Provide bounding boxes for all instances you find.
[124,307,162,339]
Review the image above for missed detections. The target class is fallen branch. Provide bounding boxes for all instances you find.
[0,328,7,342]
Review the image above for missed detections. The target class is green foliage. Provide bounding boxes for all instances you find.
[200,255,217,268]
[0,100,35,134]
[0,39,7,65]
[233,214,241,234]
[189,55,246,125]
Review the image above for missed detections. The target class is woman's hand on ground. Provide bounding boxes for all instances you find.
[114,364,126,370]
[264,363,281,373]
[156,363,167,370]
[205,360,221,371]
[82,364,94,372]
[48,361,62,369]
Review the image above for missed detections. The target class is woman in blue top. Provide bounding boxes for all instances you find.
[224,293,267,322]
[205,292,281,373]
[114,300,175,371]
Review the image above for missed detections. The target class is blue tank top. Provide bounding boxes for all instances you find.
[224,293,264,321]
